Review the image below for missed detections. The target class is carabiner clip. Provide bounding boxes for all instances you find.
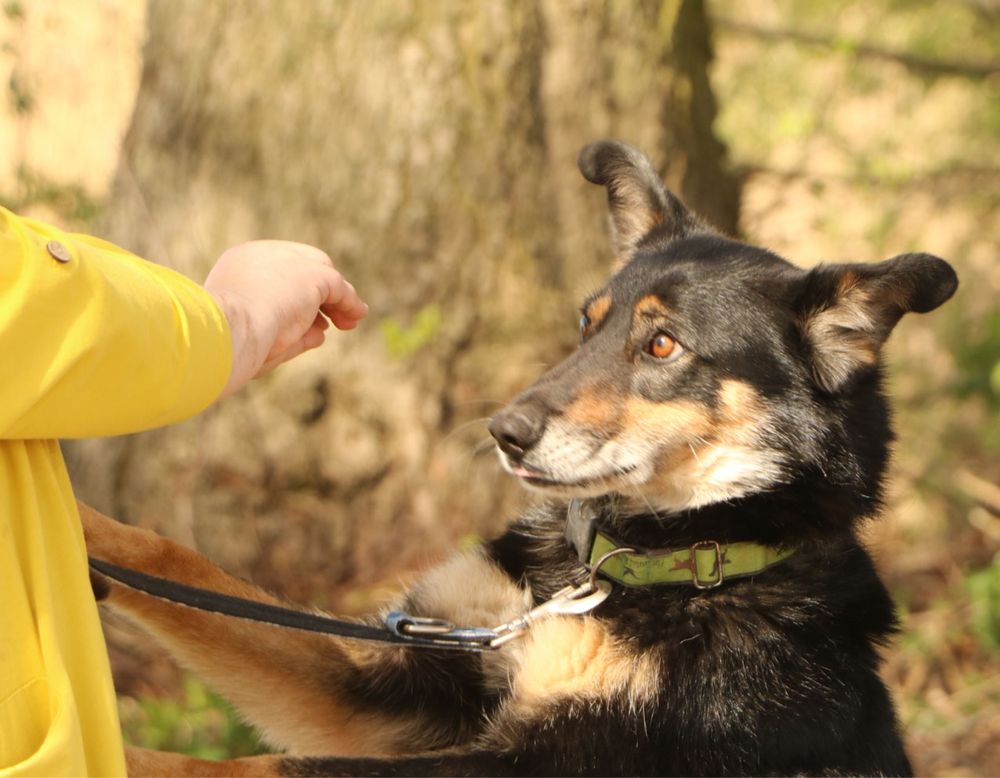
[489,579,612,648]
[386,574,614,651]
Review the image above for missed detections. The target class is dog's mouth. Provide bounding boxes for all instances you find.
[505,459,637,492]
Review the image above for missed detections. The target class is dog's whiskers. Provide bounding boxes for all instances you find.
[588,449,664,522]
[473,437,498,456]
[455,436,502,487]
[438,416,493,446]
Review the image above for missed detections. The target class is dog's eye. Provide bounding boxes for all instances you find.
[579,314,590,339]
[647,332,682,361]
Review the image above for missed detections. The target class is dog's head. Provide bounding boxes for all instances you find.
[490,140,957,516]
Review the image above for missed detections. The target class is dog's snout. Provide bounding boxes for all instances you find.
[489,407,546,460]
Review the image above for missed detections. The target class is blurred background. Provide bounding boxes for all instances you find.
[2,0,997,773]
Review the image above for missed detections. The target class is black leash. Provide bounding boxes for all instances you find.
[87,503,620,653]
[88,557,496,653]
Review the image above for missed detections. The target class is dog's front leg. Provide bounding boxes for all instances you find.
[82,502,404,754]
[81,502,523,757]
[125,747,281,777]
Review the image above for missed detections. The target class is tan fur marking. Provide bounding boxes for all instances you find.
[565,385,623,429]
[509,617,660,705]
[607,177,662,256]
[403,552,532,697]
[622,397,715,504]
[622,381,784,512]
[804,282,880,390]
[623,397,714,442]
[717,379,759,426]
[634,294,669,319]
[405,550,530,629]
[584,294,612,329]
[836,270,859,297]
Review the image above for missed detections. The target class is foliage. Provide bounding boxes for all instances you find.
[953,308,1000,411]
[7,71,31,115]
[0,166,102,225]
[2,2,23,21]
[967,555,1000,652]
[379,303,443,359]
[119,675,268,759]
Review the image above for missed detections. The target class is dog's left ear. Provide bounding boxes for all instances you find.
[578,140,704,266]
[797,253,958,393]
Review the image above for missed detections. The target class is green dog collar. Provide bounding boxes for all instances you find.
[565,499,796,589]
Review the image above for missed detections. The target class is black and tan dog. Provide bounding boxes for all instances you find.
[83,140,957,776]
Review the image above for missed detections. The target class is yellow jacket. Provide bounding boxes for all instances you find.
[0,207,231,776]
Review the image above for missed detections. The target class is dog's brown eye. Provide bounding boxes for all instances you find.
[648,332,677,360]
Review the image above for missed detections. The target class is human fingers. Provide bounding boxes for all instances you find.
[318,271,368,321]
[279,313,329,359]
[324,307,363,330]
[256,315,329,377]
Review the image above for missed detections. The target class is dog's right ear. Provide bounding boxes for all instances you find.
[797,253,958,393]
[578,140,703,267]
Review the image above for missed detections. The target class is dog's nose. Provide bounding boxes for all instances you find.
[489,407,546,460]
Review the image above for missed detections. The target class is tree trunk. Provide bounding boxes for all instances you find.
[68,0,739,601]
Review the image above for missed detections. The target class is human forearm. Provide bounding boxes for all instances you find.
[0,210,231,438]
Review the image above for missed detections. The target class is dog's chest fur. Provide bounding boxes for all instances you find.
[382,500,906,776]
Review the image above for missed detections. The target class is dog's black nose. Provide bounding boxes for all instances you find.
[489,407,546,460]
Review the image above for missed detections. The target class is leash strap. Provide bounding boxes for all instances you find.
[88,557,495,652]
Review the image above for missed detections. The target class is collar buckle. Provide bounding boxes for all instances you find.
[690,540,725,589]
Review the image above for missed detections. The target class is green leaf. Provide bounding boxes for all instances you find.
[379,303,443,359]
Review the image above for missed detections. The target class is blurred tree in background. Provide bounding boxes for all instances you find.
[1,0,997,773]
[69,0,741,599]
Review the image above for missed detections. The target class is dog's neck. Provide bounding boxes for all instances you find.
[587,471,880,550]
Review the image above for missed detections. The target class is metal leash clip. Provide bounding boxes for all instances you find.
[384,612,498,649]
[488,578,612,648]
[386,546,631,650]
[385,578,612,650]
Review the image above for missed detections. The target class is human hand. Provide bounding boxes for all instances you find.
[203,240,368,398]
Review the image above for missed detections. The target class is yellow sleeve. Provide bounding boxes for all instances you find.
[0,207,232,439]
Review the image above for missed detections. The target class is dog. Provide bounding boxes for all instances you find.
[83,139,957,776]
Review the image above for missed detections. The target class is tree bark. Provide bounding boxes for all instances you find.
[68,0,740,599]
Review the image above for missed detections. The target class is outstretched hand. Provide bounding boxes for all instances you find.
[204,240,368,398]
